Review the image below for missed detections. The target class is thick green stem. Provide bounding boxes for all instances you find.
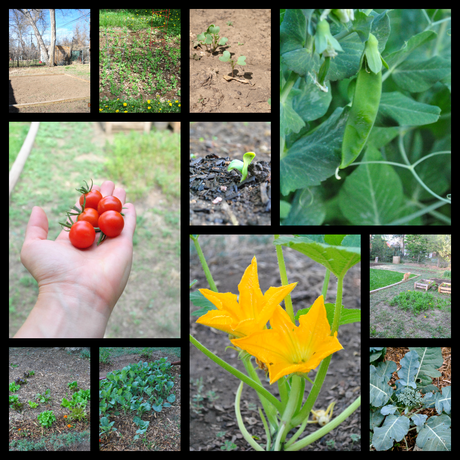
[190,334,282,412]
[274,234,295,323]
[191,236,217,292]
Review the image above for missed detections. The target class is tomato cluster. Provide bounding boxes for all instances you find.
[60,180,125,249]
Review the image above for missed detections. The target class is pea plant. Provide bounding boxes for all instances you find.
[370,347,451,451]
[280,9,451,225]
[99,359,176,441]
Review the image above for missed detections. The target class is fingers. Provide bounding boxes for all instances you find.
[24,206,49,243]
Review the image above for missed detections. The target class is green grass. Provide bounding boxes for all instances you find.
[370,269,417,291]
[99,9,181,113]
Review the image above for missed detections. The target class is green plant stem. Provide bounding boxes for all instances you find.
[191,236,218,292]
[274,234,295,323]
[242,356,278,430]
[275,375,302,450]
[321,269,331,298]
[331,275,343,335]
[190,334,282,412]
[285,396,361,451]
[235,381,265,451]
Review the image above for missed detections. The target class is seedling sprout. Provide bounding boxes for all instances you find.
[227,152,256,182]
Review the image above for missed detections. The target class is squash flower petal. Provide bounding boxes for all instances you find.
[197,256,297,338]
[231,295,343,384]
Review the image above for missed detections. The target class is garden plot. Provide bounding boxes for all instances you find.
[9,348,90,451]
[99,27,181,104]
[9,74,89,107]
[370,266,451,338]
[99,347,181,451]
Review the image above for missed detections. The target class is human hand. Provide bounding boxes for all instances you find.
[15,181,136,338]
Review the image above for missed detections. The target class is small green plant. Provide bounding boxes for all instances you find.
[68,406,87,422]
[99,416,117,438]
[37,410,56,428]
[227,152,256,182]
[68,381,78,391]
[197,24,228,52]
[221,440,238,451]
[140,347,152,360]
[28,400,39,409]
[219,51,246,77]
[9,382,20,393]
[99,348,112,364]
[35,389,51,404]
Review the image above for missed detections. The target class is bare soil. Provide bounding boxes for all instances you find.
[190,237,361,451]
[190,9,271,113]
[99,350,181,451]
[9,64,90,113]
[9,348,90,451]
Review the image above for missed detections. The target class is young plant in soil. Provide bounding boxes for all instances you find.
[219,51,246,77]
[197,24,228,53]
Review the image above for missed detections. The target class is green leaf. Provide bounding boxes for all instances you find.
[373,415,410,451]
[219,51,231,62]
[296,303,360,326]
[274,234,360,279]
[416,414,451,451]
[218,37,228,46]
[237,56,246,66]
[338,147,404,224]
[190,291,217,316]
[280,107,344,194]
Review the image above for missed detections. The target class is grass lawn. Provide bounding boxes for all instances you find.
[370,268,417,290]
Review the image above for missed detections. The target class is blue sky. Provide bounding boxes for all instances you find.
[9,9,90,47]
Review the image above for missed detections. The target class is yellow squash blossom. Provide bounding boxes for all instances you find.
[197,256,297,338]
[231,295,343,384]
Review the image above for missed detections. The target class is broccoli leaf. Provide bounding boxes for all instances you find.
[416,414,451,451]
[373,415,410,451]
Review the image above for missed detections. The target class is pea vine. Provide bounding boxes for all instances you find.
[280,9,451,225]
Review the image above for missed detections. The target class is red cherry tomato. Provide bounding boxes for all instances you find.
[98,210,124,238]
[77,208,99,227]
[69,221,96,249]
[79,189,102,209]
[97,196,122,215]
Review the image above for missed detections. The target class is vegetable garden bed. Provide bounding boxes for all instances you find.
[370,268,451,338]
[99,348,181,451]
[370,347,451,451]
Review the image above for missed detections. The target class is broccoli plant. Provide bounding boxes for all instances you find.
[370,348,451,451]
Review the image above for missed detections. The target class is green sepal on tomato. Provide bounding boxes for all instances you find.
[76,179,102,209]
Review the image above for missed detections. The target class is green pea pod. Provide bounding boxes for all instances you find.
[340,64,381,169]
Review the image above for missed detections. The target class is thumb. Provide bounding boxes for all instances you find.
[23,206,49,244]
